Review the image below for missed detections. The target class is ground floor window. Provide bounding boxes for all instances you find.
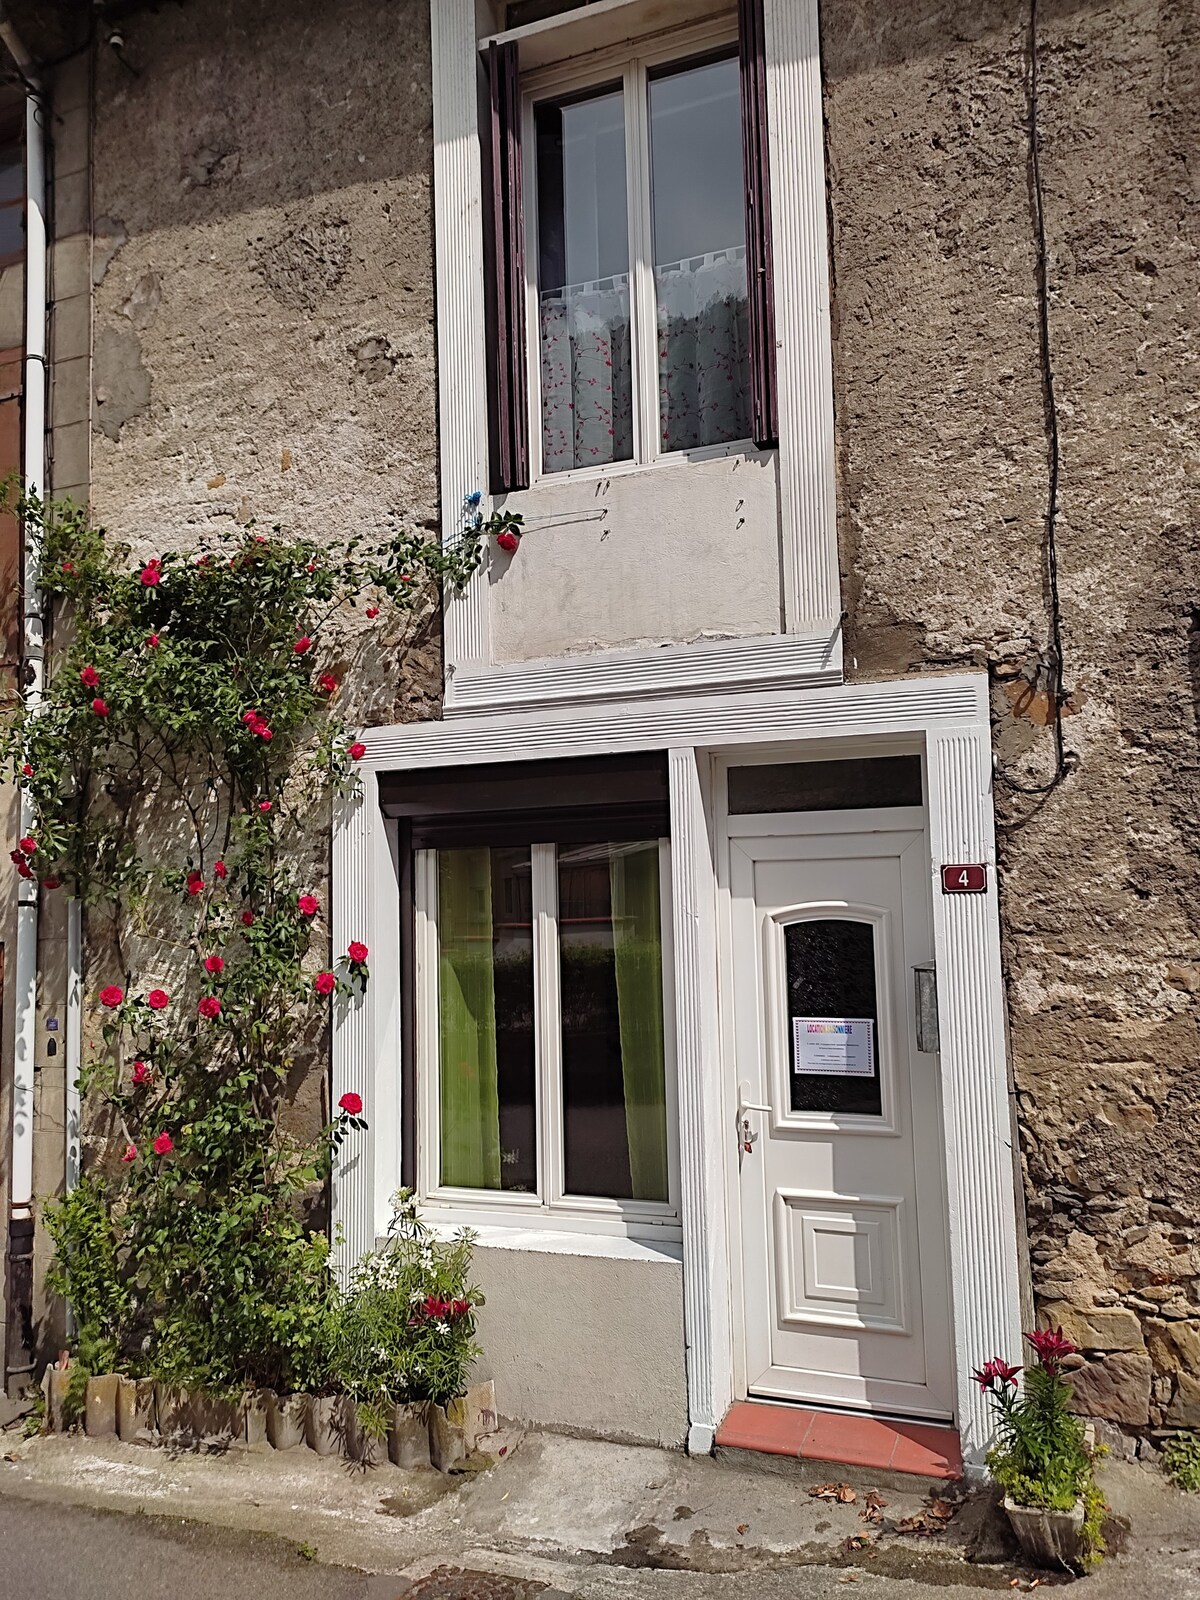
[419,836,675,1226]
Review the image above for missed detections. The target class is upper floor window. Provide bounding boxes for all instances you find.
[483,0,777,491]
[532,49,750,474]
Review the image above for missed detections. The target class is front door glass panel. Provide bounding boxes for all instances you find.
[785,918,882,1117]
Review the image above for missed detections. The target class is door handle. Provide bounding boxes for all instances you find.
[737,1084,772,1157]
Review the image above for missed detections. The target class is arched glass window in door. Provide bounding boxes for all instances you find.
[785,918,882,1117]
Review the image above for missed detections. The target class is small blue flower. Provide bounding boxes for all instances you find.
[464,490,483,508]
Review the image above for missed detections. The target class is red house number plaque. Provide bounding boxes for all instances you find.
[941,863,988,893]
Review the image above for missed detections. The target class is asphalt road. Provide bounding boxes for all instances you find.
[0,1493,404,1600]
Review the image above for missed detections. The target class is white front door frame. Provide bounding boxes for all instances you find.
[332,671,1022,1467]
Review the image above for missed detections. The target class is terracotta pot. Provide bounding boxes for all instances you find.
[1003,1495,1087,1571]
[84,1374,119,1438]
[387,1403,430,1469]
[116,1377,156,1443]
[266,1391,307,1451]
[428,1397,469,1473]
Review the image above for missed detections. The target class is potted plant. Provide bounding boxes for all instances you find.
[974,1327,1107,1573]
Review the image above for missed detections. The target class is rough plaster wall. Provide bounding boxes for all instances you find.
[89,0,443,730]
[75,0,445,1173]
[826,0,1200,1437]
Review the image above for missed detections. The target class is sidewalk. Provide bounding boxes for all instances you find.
[2,1426,1198,1597]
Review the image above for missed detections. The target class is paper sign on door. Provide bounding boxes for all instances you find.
[792,1017,875,1077]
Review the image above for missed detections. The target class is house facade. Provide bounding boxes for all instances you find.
[1,0,1196,1470]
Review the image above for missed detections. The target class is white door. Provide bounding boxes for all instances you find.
[731,818,954,1419]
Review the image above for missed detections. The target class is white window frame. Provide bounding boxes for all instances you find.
[415,836,682,1241]
[521,16,750,484]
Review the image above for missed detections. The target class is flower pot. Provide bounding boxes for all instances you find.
[192,1391,242,1449]
[305,1394,351,1458]
[1002,1495,1087,1571]
[387,1403,430,1469]
[156,1385,191,1442]
[116,1377,157,1443]
[84,1374,119,1438]
[266,1391,307,1451]
[428,1397,469,1473]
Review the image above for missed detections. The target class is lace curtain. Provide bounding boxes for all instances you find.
[538,246,750,472]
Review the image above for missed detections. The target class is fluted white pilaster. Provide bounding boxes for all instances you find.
[669,747,732,1452]
[927,726,1024,1465]
[763,0,840,638]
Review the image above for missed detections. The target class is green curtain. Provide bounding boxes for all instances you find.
[438,848,502,1190]
[609,843,669,1203]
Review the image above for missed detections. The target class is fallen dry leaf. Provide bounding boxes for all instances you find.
[809,1480,857,1503]
[736,1523,749,1535]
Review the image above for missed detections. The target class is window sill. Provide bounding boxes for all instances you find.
[503,439,770,499]
[421,1218,683,1264]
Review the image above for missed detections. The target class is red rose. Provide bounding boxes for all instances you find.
[186,870,204,896]
[21,764,32,777]
[338,1091,363,1115]
[258,726,273,741]
[121,1143,138,1163]
[293,635,312,654]
[365,607,379,619]
[100,984,124,1008]
[147,989,169,1009]
[18,836,36,855]
[241,910,255,926]
[213,859,228,880]
[347,941,368,964]
[15,860,32,879]
[146,633,160,648]
[153,1131,173,1156]
[92,697,110,717]
[197,995,221,1020]
[496,530,519,554]
[241,710,258,725]
[80,665,99,688]
[317,673,338,694]
[60,561,74,574]
[140,565,161,586]
[297,894,318,917]
[43,876,61,890]
[204,955,224,975]
[258,801,272,813]
[349,742,366,761]
[314,971,336,996]
[131,1060,151,1086]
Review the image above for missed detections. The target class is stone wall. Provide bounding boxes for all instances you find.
[824,0,1199,1438]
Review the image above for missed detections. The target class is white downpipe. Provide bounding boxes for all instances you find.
[65,901,81,1192]
[7,52,48,1229]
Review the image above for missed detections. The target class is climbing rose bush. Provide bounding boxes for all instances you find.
[4,488,484,1393]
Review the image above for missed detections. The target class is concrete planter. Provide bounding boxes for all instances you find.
[84,1374,119,1438]
[116,1377,157,1443]
[243,1390,271,1452]
[1003,1496,1087,1571]
[305,1394,351,1457]
[345,1406,388,1468]
[43,1365,71,1433]
[462,1380,498,1451]
[428,1396,470,1473]
[265,1391,307,1450]
[387,1403,431,1469]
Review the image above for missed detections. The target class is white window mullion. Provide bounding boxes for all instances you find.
[414,847,440,1203]
[531,842,564,1206]
[627,59,658,466]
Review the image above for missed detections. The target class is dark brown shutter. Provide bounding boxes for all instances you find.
[738,0,778,450]
[483,40,530,492]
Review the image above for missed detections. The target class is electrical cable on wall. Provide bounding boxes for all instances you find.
[994,0,1077,799]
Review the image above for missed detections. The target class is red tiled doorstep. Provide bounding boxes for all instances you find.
[715,1401,963,1480]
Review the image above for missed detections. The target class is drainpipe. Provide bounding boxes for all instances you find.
[0,14,48,1389]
